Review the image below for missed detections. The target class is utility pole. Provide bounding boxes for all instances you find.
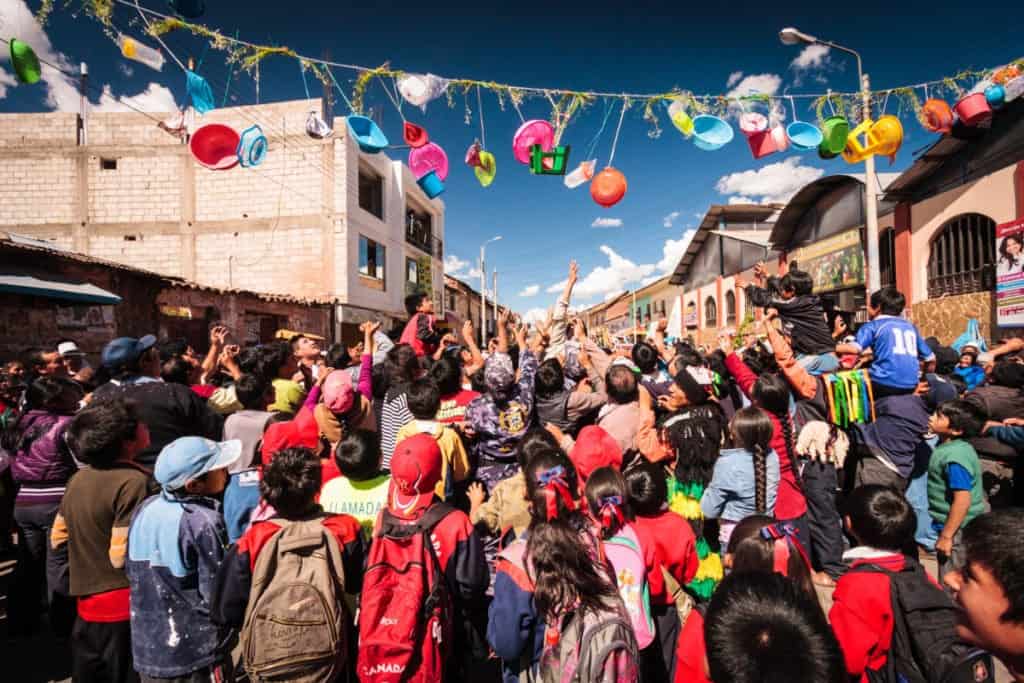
[322,50,333,126]
[480,249,487,349]
[861,72,881,294]
[493,270,499,333]
[78,63,88,146]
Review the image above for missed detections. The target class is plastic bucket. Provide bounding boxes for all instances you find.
[190,124,241,170]
[1005,77,1024,103]
[820,116,850,155]
[746,129,778,159]
[739,112,768,137]
[465,141,482,168]
[347,116,389,153]
[667,99,694,137]
[787,120,823,151]
[237,125,268,167]
[771,125,789,152]
[475,151,496,187]
[954,93,992,126]
[512,120,554,164]
[417,170,445,199]
[921,99,954,133]
[10,39,41,85]
[403,122,429,148]
[565,159,596,189]
[692,115,734,151]
[985,85,1006,108]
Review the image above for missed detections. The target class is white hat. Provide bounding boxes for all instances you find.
[57,341,85,357]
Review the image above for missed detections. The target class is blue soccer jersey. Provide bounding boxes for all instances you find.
[852,315,935,389]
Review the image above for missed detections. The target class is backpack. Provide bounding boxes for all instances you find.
[539,597,640,683]
[601,525,656,649]
[240,516,349,683]
[852,562,994,683]
[357,503,454,683]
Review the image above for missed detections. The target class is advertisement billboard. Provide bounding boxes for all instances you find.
[996,217,1024,328]
[790,229,865,294]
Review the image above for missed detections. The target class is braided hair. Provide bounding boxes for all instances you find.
[752,372,801,486]
[730,406,775,514]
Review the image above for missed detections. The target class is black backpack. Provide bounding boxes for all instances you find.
[852,561,994,683]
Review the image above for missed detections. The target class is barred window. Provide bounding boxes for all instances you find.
[704,296,717,328]
[879,229,896,289]
[927,213,996,297]
[725,290,736,326]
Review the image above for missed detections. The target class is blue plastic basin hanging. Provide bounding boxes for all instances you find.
[186,70,215,114]
[347,115,389,154]
[237,125,268,167]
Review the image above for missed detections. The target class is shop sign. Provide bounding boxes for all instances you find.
[790,228,864,294]
[996,218,1024,327]
[159,305,193,319]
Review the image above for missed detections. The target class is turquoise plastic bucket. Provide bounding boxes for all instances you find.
[786,121,824,151]
[692,115,734,151]
[417,170,445,199]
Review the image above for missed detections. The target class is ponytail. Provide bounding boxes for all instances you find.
[584,467,633,540]
[752,373,801,486]
[730,406,775,514]
[753,444,768,514]
[524,451,616,621]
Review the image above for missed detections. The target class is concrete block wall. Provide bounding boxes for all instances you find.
[88,233,183,277]
[0,156,77,225]
[88,154,182,224]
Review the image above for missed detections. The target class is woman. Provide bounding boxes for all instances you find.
[998,233,1023,276]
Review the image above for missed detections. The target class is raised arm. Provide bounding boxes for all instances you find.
[496,310,511,354]
[762,314,817,401]
[201,324,229,382]
[460,319,485,375]
[719,333,758,398]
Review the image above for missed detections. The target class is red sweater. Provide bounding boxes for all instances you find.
[724,353,807,519]
[633,511,699,604]
[674,609,711,683]
[829,552,911,682]
[630,522,668,606]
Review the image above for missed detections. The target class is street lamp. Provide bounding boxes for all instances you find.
[778,27,880,294]
[480,235,502,348]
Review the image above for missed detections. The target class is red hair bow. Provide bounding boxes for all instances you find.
[599,495,624,532]
[537,465,576,521]
[759,522,812,576]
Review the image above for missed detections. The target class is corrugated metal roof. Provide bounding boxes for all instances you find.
[0,231,334,306]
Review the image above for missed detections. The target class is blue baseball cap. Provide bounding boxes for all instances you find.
[154,436,242,491]
[101,335,157,371]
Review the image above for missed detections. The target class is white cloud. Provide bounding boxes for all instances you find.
[444,254,482,280]
[655,230,696,273]
[518,284,540,297]
[726,71,744,88]
[728,195,757,205]
[662,211,681,228]
[791,44,830,71]
[0,0,176,112]
[604,289,625,301]
[591,217,623,228]
[716,156,825,205]
[118,62,135,78]
[521,307,549,324]
[546,245,656,300]
[726,73,785,123]
[641,275,662,286]
[0,67,15,98]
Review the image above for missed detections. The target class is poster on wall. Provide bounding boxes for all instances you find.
[790,229,865,294]
[996,218,1024,328]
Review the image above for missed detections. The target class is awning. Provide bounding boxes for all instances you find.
[0,271,121,304]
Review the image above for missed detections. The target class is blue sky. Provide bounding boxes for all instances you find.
[1,0,1020,319]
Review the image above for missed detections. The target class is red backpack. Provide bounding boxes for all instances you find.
[357,503,454,683]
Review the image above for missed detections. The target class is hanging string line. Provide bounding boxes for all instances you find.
[109,0,1018,103]
[584,99,614,161]
[606,99,628,168]
[476,85,485,148]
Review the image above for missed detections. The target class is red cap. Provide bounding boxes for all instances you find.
[260,408,320,464]
[388,433,442,518]
[570,425,623,483]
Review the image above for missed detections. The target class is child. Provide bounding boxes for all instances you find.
[126,436,241,681]
[468,428,558,538]
[954,346,986,391]
[584,466,665,681]
[221,374,275,543]
[742,261,838,373]
[835,287,935,397]
[928,400,988,579]
[52,398,152,683]
[319,429,390,537]
[432,355,480,427]
[488,450,638,683]
[211,446,367,677]
[399,291,442,359]
[395,378,472,502]
[701,406,780,547]
[357,433,488,682]
[705,571,846,683]
[830,485,918,682]
[626,461,699,682]
[944,510,1024,678]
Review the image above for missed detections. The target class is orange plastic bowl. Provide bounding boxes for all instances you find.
[591,167,627,208]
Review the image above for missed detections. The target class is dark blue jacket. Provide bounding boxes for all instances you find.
[852,393,931,478]
[488,534,545,683]
[126,492,233,678]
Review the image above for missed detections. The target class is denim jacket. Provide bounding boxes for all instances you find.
[126,492,232,677]
[701,447,780,522]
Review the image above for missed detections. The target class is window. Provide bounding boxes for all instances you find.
[645,303,652,322]
[407,258,420,286]
[725,290,737,326]
[447,290,458,312]
[358,235,386,286]
[358,167,384,219]
[879,229,896,289]
[100,158,117,170]
[927,213,996,297]
[704,296,717,328]
[406,206,436,256]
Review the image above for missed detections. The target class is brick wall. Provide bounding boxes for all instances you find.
[909,291,1024,345]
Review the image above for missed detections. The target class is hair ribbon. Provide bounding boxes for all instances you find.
[537,465,575,521]
[598,495,624,531]
[760,523,812,576]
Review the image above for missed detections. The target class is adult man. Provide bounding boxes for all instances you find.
[291,333,324,385]
[92,335,223,468]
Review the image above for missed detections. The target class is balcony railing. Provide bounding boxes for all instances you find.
[406,227,443,259]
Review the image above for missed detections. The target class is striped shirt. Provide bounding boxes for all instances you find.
[16,483,70,507]
[380,390,413,470]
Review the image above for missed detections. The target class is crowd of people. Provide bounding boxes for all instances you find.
[1,258,1024,683]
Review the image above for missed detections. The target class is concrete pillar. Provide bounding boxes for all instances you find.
[73,149,89,253]
[716,276,724,330]
[180,150,196,281]
[894,202,913,301]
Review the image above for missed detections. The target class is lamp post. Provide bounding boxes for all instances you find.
[779,27,880,294]
[479,235,502,348]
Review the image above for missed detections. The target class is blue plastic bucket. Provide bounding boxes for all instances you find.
[786,121,824,151]
[417,170,445,199]
[347,115,389,154]
[692,115,734,151]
